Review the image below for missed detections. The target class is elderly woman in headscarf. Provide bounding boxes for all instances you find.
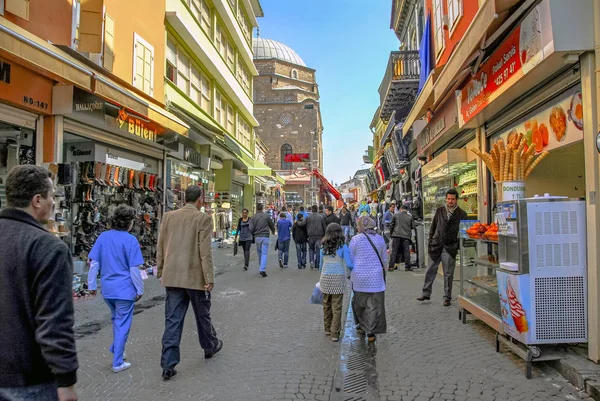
[348,215,388,342]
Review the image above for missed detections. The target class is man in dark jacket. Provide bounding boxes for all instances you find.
[325,205,340,226]
[0,166,78,401]
[389,204,414,271]
[249,203,275,277]
[306,205,326,269]
[418,189,468,306]
[292,214,308,268]
[339,205,354,243]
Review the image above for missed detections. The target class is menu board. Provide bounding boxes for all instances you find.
[491,86,584,154]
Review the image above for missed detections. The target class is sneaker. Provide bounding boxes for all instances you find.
[331,337,340,342]
[112,362,131,373]
[260,271,267,277]
[325,331,331,336]
[278,259,283,268]
[162,369,177,381]
[243,266,248,271]
[283,265,288,268]
[310,263,315,269]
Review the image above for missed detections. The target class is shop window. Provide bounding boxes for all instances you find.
[133,33,154,96]
[281,144,292,170]
[5,0,29,21]
[189,0,212,37]
[447,0,462,34]
[103,14,115,72]
[433,0,445,58]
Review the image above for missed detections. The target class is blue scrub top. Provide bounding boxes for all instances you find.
[89,230,144,301]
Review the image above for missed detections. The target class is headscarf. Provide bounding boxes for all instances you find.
[356,215,377,235]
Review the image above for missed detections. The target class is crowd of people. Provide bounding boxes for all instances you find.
[0,163,466,401]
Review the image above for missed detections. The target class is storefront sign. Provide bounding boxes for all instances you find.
[65,142,95,163]
[72,87,105,125]
[417,98,458,155]
[456,4,546,127]
[0,58,53,113]
[491,86,584,154]
[116,108,158,142]
[184,147,202,166]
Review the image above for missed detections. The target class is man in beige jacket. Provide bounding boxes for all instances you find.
[157,185,222,381]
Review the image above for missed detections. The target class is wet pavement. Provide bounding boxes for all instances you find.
[73,238,594,401]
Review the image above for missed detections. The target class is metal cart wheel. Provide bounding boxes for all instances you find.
[529,346,542,358]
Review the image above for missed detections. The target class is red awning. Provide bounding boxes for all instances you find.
[312,170,342,200]
[284,153,310,163]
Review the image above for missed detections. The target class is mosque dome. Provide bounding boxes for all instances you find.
[252,37,307,67]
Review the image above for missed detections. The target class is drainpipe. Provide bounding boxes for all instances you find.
[582,0,600,363]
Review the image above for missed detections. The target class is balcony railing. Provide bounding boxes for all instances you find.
[378,51,420,121]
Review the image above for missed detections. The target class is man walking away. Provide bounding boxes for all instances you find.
[325,205,340,226]
[417,189,467,306]
[298,205,309,220]
[249,203,275,277]
[339,205,354,243]
[283,204,293,223]
[389,204,414,271]
[292,213,308,268]
[306,204,327,269]
[277,212,292,268]
[382,202,396,249]
[0,165,78,401]
[157,185,222,381]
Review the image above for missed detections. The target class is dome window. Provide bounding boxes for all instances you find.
[291,69,298,79]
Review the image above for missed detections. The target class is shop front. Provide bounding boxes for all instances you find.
[0,55,54,209]
[446,0,598,366]
[51,85,188,271]
[166,140,212,210]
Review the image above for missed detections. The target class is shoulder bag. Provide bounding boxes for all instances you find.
[363,233,386,282]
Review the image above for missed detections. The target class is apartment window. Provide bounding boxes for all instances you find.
[238,118,252,148]
[433,0,445,58]
[216,22,235,71]
[166,39,211,113]
[189,0,212,36]
[447,0,463,33]
[281,144,292,170]
[237,63,251,95]
[5,0,30,21]
[227,0,235,10]
[226,104,235,134]
[133,33,154,96]
[215,91,223,126]
[103,14,115,71]
[237,2,252,43]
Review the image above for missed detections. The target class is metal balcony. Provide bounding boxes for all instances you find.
[378,51,420,121]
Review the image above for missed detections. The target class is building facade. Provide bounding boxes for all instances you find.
[252,37,327,205]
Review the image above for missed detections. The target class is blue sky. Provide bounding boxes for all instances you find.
[256,0,399,186]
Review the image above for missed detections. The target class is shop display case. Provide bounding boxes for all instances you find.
[422,149,479,258]
[458,237,502,332]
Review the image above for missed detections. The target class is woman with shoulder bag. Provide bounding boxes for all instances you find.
[348,215,388,342]
[235,208,253,270]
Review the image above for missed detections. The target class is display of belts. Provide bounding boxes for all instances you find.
[421,149,478,258]
[61,135,163,274]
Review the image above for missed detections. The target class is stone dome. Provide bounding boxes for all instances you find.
[252,38,306,67]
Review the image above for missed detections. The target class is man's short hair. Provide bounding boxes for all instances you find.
[326,205,334,212]
[6,165,52,208]
[400,204,409,211]
[299,206,305,211]
[113,205,137,230]
[318,205,324,212]
[185,185,203,203]
[280,212,287,218]
[311,205,318,213]
[257,203,264,211]
[446,189,459,199]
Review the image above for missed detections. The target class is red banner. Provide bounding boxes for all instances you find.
[284,153,310,163]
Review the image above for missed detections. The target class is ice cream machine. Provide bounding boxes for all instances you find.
[496,196,587,345]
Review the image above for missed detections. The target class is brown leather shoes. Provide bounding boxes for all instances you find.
[443,300,451,307]
[416,296,430,301]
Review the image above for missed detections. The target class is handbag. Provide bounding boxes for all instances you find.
[233,242,238,256]
[363,233,386,282]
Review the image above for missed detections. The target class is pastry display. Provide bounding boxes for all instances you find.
[472,275,498,288]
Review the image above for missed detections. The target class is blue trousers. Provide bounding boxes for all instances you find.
[255,237,270,272]
[0,383,58,401]
[105,298,135,368]
[278,239,290,265]
[296,242,307,266]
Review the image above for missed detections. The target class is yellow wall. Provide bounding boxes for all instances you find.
[104,0,166,102]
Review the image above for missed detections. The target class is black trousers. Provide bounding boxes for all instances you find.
[161,287,219,370]
[239,240,252,267]
[389,237,411,269]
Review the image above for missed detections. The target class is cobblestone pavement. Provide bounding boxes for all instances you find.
[74,241,593,401]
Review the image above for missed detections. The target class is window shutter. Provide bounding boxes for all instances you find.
[79,0,104,53]
[103,14,115,71]
[5,0,29,20]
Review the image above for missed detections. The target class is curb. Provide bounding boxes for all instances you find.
[550,350,600,400]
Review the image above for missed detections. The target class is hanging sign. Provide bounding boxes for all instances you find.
[0,58,52,113]
[284,153,310,163]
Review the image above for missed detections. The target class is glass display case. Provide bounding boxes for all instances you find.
[422,149,479,258]
[458,237,502,332]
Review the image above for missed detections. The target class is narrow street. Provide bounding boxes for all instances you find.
[72,239,593,401]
